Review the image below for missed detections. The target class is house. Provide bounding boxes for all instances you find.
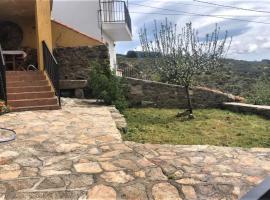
[0,0,132,112]
[52,0,132,70]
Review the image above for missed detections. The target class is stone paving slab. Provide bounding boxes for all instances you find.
[0,98,270,200]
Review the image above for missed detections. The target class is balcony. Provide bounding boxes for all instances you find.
[99,1,132,41]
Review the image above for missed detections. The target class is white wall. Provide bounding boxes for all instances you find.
[52,0,118,69]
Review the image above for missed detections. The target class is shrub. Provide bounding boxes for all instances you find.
[0,100,9,115]
[89,61,128,112]
[247,77,270,106]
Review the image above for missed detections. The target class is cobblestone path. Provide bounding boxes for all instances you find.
[0,99,269,200]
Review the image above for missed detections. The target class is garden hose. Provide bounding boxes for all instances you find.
[0,127,16,143]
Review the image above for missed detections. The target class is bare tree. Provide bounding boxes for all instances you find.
[139,19,231,118]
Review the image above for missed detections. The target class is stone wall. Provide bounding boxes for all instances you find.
[222,102,270,119]
[126,77,243,108]
[54,45,109,80]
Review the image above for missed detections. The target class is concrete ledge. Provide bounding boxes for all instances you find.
[59,80,88,90]
[222,102,270,119]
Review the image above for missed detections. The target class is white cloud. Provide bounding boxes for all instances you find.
[117,0,270,60]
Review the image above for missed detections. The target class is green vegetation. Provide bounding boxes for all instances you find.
[123,108,270,148]
[88,61,128,112]
[246,77,270,105]
[0,100,9,115]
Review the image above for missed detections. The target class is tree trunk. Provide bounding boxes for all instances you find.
[185,85,194,119]
[176,85,194,119]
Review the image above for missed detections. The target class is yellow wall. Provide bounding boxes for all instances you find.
[0,17,36,49]
[52,21,103,48]
[19,18,37,48]
[35,0,53,70]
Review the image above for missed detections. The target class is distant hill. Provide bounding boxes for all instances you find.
[117,54,270,100]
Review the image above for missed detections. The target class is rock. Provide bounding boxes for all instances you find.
[189,157,204,164]
[40,169,71,176]
[20,167,38,177]
[113,159,139,171]
[198,184,216,195]
[121,183,148,200]
[42,160,72,171]
[137,158,155,168]
[176,178,201,185]
[182,185,197,200]
[146,167,167,181]
[15,157,42,167]
[0,151,19,164]
[88,148,100,155]
[0,170,21,180]
[37,177,65,189]
[173,170,184,179]
[100,162,123,171]
[0,183,6,193]
[0,163,20,171]
[100,150,124,158]
[246,176,262,185]
[232,186,240,196]
[0,151,19,158]
[63,174,94,189]
[134,170,146,178]
[74,162,102,174]
[217,184,234,194]
[152,182,182,200]
[3,178,40,193]
[28,135,48,143]
[42,155,66,166]
[56,143,87,153]
[101,171,134,183]
[88,184,116,200]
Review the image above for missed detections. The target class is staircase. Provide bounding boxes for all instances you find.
[6,71,60,112]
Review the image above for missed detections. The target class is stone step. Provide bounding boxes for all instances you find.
[7,86,51,93]
[11,104,60,112]
[7,80,48,87]
[7,91,55,100]
[8,97,58,108]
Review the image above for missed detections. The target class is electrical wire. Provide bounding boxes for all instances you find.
[129,11,269,18]
[129,2,270,25]
[194,0,270,14]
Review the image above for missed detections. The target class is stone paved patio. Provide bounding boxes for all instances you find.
[0,98,270,200]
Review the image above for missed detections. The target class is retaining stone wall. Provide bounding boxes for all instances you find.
[54,45,109,80]
[126,77,243,108]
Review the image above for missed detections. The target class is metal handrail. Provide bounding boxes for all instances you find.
[100,0,132,34]
[0,44,7,105]
[42,41,61,107]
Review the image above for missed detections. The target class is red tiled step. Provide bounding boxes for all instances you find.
[7,80,48,87]
[7,86,51,93]
[8,97,58,107]
[7,91,55,100]
[6,71,43,76]
[11,104,60,112]
[6,74,46,82]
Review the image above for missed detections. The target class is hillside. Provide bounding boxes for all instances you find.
[117,55,270,104]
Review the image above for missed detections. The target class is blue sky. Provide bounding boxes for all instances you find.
[116,0,270,61]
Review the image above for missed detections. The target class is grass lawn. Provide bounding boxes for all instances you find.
[123,108,270,148]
